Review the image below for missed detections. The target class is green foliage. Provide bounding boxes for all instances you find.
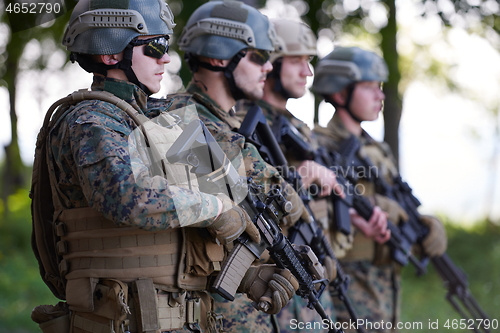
[0,189,59,333]
[400,220,500,332]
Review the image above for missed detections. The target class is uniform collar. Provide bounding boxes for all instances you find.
[91,76,148,112]
[257,99,295,120]
[327,112,375,145]
[186,82,241,130]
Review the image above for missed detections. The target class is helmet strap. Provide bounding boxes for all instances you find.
[71,45,153,96]
[223,50,247,101]
[187,51,247,101]
[268,59,292,100]
[344,84,363,124]
[118,44,153,96]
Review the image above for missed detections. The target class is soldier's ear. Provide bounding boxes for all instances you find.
[100,53,122,65]
[207,57,228,68]
[331,90,347,106]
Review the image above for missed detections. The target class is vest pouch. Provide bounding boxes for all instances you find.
[40,314,70,333]
[184,228,224,277]
[31,302,71,333]
[373,243,393,266]
[186,291,221,333]
[70,279,130,333]
[131,278,160,333]
[341,231,375,262]
[128,280,186,332]
[66,278,98,312]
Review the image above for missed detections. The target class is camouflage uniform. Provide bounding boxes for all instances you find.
[241,99,336,333]
[314,113,402,333]
[50,76,220,229]
[163,83,306,333]
[47,76,225,333]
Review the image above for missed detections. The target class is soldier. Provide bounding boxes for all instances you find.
[159,2,337,332]
[241,18,338,333]
[311,46,447,332]
[29,0,295,332]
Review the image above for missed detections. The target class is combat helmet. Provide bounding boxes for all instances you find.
[312,46,388,122]
[270,19,316,63]
[62,0,176,95]
[312,46,388,96]
[268,18,317,99]
[178,0,276,100]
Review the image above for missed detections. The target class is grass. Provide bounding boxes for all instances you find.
[399,219,500,332]
[0,190,498,332]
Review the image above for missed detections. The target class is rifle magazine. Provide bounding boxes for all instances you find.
[211,242,257,301]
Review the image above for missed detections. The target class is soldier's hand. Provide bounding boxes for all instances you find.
[324,255,337,281]
[207,195,260,245]
[238,265,299,315]
[420,215,447,257]
[297,160,344,198]
[350,207,391,244]
[374,194,408,225]
[281,183,309,226]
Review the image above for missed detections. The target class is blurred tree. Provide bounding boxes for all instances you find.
[300,0,499,165]
[0,0,77,204]
[301,0,404,164]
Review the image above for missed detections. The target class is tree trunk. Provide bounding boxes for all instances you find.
[380,0,402,167]
[2,38,26,203]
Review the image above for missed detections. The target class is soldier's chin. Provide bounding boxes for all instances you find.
[246,90,264,101]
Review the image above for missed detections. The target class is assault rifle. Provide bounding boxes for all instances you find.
[262,111,426,272]
[239,106,363,333]
[268,113,492,332]
[343,136,492,333]
[166,120,341,333]
[271,114,352,236]
[316,139,427,275]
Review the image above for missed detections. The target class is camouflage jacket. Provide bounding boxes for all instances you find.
[164,83,286,192]
[48,76,220,230]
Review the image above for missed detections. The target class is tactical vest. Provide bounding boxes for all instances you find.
[31,90,224,333]
[342,135,399,264]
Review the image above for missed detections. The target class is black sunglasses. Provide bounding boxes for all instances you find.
[247,49,270,66]
[130,35,170,59]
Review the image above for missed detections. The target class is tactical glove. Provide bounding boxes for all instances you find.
[374,194,408,225]
[238,265,299,315]
[323,255,337,282]
[281,183,308,227]
[420,215,447,257]
[205,195,260,245]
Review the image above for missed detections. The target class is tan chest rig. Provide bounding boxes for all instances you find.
[34,91,225,333]
[342,138,399,265]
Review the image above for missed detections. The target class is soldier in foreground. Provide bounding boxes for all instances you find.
[312,46,447,332]
[28,0,298,332]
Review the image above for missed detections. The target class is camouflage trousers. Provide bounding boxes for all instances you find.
[333,260,401,333]
[212,293,275,333]
[277,291,336,333]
